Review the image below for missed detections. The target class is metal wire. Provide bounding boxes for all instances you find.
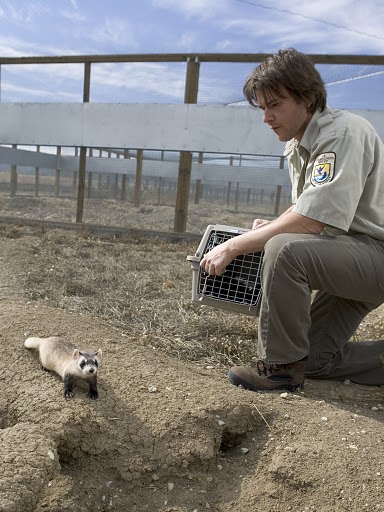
[199,228,263,309]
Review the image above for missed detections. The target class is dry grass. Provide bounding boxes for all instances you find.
[0,193,289,233]
[2,193,383,370]
[8,227,259,368]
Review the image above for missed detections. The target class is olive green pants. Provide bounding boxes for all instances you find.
[258,233,384,385]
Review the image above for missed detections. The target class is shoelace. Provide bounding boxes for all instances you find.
[253,360,289,376]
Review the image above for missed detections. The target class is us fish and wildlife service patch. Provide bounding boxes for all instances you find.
[311,152,336,186]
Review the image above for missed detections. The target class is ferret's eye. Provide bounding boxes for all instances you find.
[94,360,99,368]
[80,360,86,369]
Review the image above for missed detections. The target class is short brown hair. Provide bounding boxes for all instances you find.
[243,48,327,113]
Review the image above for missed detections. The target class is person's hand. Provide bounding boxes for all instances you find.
[200,243,234,276]
[252,218,272,230]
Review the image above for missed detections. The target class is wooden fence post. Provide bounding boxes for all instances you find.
[121,175,128,201]
[226,181,232,206]
[114,173,119,199]
[10,144,17,197]
[194,179,201,205]
[174,56,200,233]
[274,185,282,217]
[98,173,102,197]
[87,172,93,198]
[157,176,163,206]
[121,148,129,201]
[55,146,61,197]
[76,147,87,223]
[235,181,240,212]
[75,61,91,223]
[35,145,40,197]
[134,149,143,207]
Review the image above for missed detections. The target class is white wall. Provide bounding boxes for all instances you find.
[0,103,285,155]
[0,103,383,170]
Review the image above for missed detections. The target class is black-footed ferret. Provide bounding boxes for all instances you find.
[24,336,102,400]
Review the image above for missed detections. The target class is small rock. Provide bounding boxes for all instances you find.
[240,447,249,454]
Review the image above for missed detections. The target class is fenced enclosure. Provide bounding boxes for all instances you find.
[0,53,383,238]
[0,145,291,234]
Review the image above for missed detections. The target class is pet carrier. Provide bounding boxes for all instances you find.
[187,224,264,315]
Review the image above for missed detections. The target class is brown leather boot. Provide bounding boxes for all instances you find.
[227,359,306,391]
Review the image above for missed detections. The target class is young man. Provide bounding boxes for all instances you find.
[200,48,384,391]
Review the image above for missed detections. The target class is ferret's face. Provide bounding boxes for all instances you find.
[74,349,102,375]
[79,356,99,375]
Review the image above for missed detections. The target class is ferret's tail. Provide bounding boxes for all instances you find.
[24,337,42,349]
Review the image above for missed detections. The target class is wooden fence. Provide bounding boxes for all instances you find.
[0,53,383,233]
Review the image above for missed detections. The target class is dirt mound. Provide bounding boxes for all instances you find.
[0,231,383,512]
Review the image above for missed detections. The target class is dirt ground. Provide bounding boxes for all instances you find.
[0,226,383,512]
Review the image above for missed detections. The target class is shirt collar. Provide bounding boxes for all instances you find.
[284,107,330,156]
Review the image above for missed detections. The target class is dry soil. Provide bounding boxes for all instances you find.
[0,227,383,512]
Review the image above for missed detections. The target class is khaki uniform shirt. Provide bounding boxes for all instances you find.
[284,107,384,240]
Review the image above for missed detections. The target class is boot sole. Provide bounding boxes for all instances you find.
[227,370,304,392]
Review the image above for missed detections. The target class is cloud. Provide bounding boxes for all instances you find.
[89,62,186,99]
[152,0,231,20]
[86,18,140,50]
[1,80,80,102]
[0,0,51,24]
[215,0,384,54]
[1,59,187,102]
[215,39,235,51]
[149,0,384,54]
[58,8,86,23]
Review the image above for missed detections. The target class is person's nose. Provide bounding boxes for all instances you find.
[263,107,273,124]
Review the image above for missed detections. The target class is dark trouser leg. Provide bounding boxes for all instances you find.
[257,233,384,385]
[305,291,384,385]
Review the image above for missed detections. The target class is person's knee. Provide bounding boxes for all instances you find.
[264,233,320,267]
[264,233,301,263]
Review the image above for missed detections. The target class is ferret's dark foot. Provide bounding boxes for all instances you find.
[64,390,74,399]
[41,366,49,372]
[88,390,99,400]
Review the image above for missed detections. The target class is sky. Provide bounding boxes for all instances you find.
[0,0,383,108]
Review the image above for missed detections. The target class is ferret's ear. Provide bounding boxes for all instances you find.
[95,349,102,361]
[73,349,80,360]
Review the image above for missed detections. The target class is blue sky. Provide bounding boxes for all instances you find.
[0,0,383,108]
[0,0,383,56]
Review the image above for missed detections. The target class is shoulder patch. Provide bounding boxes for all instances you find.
[311,152,336,186]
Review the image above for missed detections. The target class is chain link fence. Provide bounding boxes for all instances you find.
[0,53,383,237]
